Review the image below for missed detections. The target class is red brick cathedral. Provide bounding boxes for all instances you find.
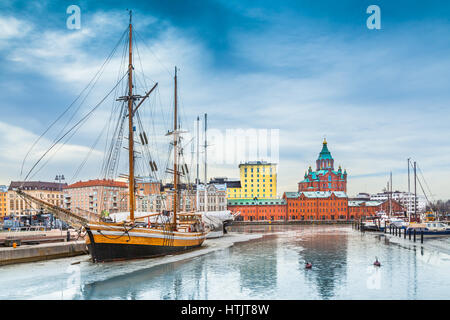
[298,138,347,192]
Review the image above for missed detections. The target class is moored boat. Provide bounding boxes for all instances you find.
[406,222,450,237]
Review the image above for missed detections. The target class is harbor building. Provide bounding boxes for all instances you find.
[161,183,197,212]
[298,139,347,192]
[0,185,8,219]
[348,199,405,219]
[227,161,277,200]
[370,191,426,217]
[227,198,287,221]
[284,191,349,221]
[136,179,161,196]
[135,178,163,212]
[8,181,66,217]
[136,194,164,212]
[63,179,128,215]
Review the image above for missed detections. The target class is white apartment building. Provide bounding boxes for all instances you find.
[370,191,426,216]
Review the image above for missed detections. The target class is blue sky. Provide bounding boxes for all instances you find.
[0,0,449,200]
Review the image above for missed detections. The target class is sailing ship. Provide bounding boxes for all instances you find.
[16,11,207,262]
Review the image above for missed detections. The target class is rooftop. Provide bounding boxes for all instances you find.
[284,191,348,199]
[348,200,385,207]
[9,181,68,191]
[228,198,286,206]
[239,161,276,167]
[65,179,127,189]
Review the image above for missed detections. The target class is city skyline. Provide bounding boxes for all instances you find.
[0,1,449,200]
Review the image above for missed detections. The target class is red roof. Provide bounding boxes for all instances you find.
[64,179,127,189]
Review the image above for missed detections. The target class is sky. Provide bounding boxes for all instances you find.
[0,0,449,200]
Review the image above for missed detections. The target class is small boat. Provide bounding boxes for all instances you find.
[373,257,381,267]
[406,222,450,237]
[378,216,409,232]
[362,219,381,231]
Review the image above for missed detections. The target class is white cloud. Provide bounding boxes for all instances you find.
[0,15,32,40]
[0,121,102,182]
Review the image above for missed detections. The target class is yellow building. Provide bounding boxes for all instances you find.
[0,186,8,219]
[227,161,277,200]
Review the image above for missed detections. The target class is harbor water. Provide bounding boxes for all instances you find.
[1,225,450,300]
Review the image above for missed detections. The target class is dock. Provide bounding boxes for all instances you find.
[0,240,88,266]
[0,230,88,266]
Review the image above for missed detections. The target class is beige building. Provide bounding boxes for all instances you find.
[197,183,227,211]
[8,181,66,217]
[159,184,197,212]
[64,179,128,215]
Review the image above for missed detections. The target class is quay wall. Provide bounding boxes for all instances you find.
[0,241,88,266]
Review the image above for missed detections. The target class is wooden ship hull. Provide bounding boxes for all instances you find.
[85,223,206,262]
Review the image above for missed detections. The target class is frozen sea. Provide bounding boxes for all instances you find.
[1,225,449,300]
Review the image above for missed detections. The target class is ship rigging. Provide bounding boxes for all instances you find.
[16,10,207,262]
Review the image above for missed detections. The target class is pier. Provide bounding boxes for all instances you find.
[0,240,87,266]
[0,229,87,265]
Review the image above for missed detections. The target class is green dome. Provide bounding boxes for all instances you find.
[318,139,333,160]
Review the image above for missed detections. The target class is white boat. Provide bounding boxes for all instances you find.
[407,222,450,237]
[202,210,236,238]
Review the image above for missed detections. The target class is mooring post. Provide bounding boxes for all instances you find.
[421,230,424,244]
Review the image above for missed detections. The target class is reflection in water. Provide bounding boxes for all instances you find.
[2,225,450,300]
[298,227,347,299]
[238,236,278,296]
[81,259,191,299]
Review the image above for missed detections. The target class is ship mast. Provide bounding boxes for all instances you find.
[128,11,135,221]
[173,67,178,230]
